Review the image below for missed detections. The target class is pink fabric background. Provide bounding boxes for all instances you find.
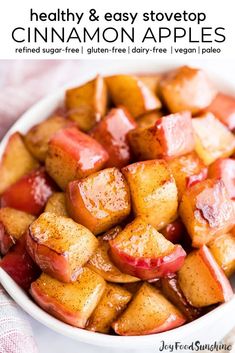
[0,60,84,139]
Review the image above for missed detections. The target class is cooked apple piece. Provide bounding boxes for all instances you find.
[122,160,178,229]
[161,274,202,321]
[30,268,105,328]
[27,212,98,282]
[109,217,186,280]
[206,93,235,130]
[208,158,235,200]
[87,283,132,333]
[112,283,185,335]
[160,66,216,114]
[137,74,161,94]
[66,75,108,131]
[106,75,161,117]
[128,112,194,160]
[0,207,35,255]
[91,108,136,168]
[136,111,162,129]
[179,179,235,247]
[44,192,68,217]
[0,132,39,194]
[46,126,108,189]
[1,236,40,290]
[87,227,140,283]
[178,246,233,307]
[66,167,131,235]
[1,168,55,215]
[168,152,208,200]
[161,219,185,244]
[192,113,235,165]
[24,115,73,161]
[208,233,235,277]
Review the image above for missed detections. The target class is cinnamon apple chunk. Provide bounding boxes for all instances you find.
[44,192,68,217]
[0,132,39,194]
[1,168,55,216]
[161,274,201,321]
[66,75,108,131]
[66,167,131,235]
[105,75,161,118]
[168,152,208,200]
[112,283,185,336]
[208,233,235,277]
[178,246,233,307]
[45,127,108,189]
[159,66,216,114]
[128,111,194,160]
[24,115,74,161]
[86,283,132,333]
[208,158,235,200]
[0,208,35,255]
[206,93,235,130]
[122,160,178,229]
[109,217,186,280]
[192,113,235,165]
[179,179,235,247]
[27,212,98,282]
[87,227,140,283]
[30,268,106,328]
[91,107,137,168]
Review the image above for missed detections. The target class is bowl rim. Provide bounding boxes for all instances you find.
[0,61,234,348]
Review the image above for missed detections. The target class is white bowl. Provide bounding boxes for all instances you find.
[0,62,234,350]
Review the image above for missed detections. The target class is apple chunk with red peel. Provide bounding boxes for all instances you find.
[24,115,74,161]
[206,93,235,130]
[105,75,161,118]
[66,167,131,235]
[168,152,208,200]
[66,75,108,132]
[122,160,178,230]
[1,236,40,291]
[109,217,186,280]
[208,158,235,200]
[192,113,235,166]
[161,274,202,322]
[0,168,55,216]
[0,208,35,255]
[128,111,195,160]
[159,66,216,114]
[87,227,140,283]
[112,283,185,336]
[27,212,98,283]
[208,233,235,277]
[178,246,233,307]
[45,127,108,190]
[30,268,106,328]
[91,107,137,168]
[0,132,39,194]
[179,179,235,248]
[87,283,132,333]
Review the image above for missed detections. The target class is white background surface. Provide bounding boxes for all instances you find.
[17,59,233,353]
